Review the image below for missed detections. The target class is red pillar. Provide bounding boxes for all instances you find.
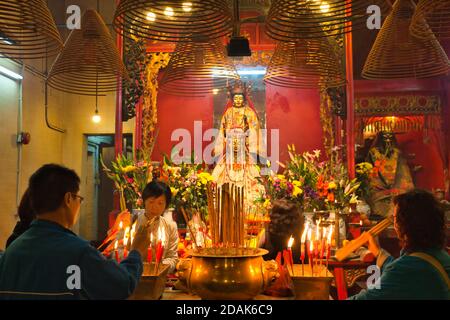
[345,0,355,179]
[115,0,123,158]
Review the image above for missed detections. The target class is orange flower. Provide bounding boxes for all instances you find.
[327,192,335,202]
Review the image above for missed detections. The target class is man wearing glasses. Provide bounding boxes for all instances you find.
[0,164,151,299]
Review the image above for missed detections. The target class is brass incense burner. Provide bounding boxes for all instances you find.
[177,248,278,300]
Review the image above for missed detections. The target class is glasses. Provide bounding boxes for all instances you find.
[71,193,84,204]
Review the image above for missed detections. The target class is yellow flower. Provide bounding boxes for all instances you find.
[293,186,303,197]
[292,180,302,187]
[356,162,373,175]
[170,187,178,196]
[349,194,358,204]
[198,172,214,185]
[277,174,286,180]
[328,181,337,190]
[263,199,271,209]
[122,165,136,173]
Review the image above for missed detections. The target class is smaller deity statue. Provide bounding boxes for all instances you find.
[367,131,415,217]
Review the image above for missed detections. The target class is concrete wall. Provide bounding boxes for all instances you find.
[0,0,134,249]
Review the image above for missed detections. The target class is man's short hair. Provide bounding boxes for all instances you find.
[142,180,172,209]
[28,164,80,215]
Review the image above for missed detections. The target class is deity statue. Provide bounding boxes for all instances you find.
[212,82,265,214]
[367,131,415,217]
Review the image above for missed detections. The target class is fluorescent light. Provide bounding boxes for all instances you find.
[0,65,23,80]
[237,68,267,75]
[0,37,13,45]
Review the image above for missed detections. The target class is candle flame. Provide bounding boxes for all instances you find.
[114,240,118,250]
[360,220,363,226]
[125,226,130,237]
[288,235,294,248]
[301,222,309,243]
[123,236,128,246]
[119,221,123,229]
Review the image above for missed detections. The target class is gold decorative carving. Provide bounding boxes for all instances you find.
[355,95,441,116]
[142,52,170,155]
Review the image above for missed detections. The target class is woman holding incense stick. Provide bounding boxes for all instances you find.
[349,189,449,300]
[134,180,179,273]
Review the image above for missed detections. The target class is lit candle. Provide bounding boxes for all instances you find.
[314,223,320,258]
[147,233,153,264]
[287,235,294,276]
[326,225,333,273]
[154,226,165,274]
[130,222,136,244]
[300,222,309,276]
[320,227,327,275]
[307,228,313,275]
[123,236,129,258]
[118,221,124,240]
[114,240,120,263]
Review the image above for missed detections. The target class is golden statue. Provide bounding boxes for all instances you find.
[212,82,265,214]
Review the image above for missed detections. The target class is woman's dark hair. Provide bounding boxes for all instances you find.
[18,188,35,223]
[269,199,303,236]
[393,189,446,251]
[28,164,80,215]
[142,180,172,209]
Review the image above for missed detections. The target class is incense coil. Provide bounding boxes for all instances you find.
[264,40,346,89]
[47,9,129,96]
[113,0,233,42]
[362,0,449,80]
[159,39,239,97]
[0,0,63,59]
[266,0,390,41]
[410,0,450,41]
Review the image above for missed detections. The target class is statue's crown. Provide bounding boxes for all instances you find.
[228,81,250,98]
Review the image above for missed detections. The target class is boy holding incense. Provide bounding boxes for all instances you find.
[349,189,449,300]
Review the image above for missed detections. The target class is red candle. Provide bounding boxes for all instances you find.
[287,236,294,276]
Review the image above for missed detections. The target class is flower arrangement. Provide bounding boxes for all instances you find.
[100,151,154,210]
[162,157,214,221]
[256,145,360,212]
[313,147,360,211]
[256,145,320,210]
[355,162,375,201]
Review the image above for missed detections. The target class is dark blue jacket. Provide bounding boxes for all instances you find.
[0,220,142,300]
